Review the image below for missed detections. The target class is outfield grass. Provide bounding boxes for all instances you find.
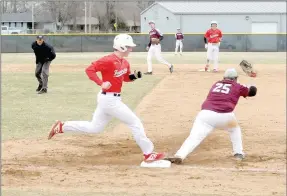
[2,72,163,140]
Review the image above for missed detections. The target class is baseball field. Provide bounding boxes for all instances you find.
[2,52,286,196]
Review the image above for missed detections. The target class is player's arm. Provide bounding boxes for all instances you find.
[85,60,105,86]
[124,64,142,82]
[157,29,164,41]
[219,30,223,42]
[204,30,209,44]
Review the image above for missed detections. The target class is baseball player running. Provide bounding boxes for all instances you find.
[204,21,222,72]
[175,28,184,55]
[144,20,173,75]
[48,34,165,163]
[165,68,257,164]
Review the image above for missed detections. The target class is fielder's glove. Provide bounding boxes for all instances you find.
[129,70,142,81]
[151,38,160,45]
[239,60,257,77]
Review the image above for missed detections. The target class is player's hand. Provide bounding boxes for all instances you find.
[146,46,150,51]
[205,44,208,49]
[134,70,142,79]
[101,81,112,90]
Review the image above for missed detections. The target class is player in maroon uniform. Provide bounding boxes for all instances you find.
[47,34,165,163]
[165,68,257,164]
[175,28,184,55]
[144,20,173,75]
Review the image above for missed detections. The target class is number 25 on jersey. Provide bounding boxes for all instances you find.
[212,83,232,94]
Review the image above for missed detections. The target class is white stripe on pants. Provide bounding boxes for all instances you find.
[147,44,172,72]
[207,43,220,70]
[63,91,154,155]
[175,110,244,160]
[175,40,183,54]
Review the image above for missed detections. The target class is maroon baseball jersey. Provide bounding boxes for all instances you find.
[201,79,249,113]
[175,33,184,40]
[149,28,162,39]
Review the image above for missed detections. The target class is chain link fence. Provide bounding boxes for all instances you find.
[1,34,286,53]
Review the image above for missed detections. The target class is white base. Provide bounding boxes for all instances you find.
[198,69,210,72]
[140,160,171,168]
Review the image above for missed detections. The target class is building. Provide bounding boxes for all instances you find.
[1,12,56,33]
[140,1,287,33]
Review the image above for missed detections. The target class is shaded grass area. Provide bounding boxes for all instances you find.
[2,72,163,140]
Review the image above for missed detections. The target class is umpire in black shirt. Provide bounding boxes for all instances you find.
[31,35,56,94]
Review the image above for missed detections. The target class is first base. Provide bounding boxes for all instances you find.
[140,160,171,168]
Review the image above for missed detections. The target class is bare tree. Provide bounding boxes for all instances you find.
[137,1,154,11]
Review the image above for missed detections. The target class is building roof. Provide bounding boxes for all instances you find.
[2,12,32,22]
[141,1,287,15]
[65,17,99,25]
[2,12,54,23]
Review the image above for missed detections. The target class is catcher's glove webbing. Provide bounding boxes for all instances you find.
[239,60,257,77]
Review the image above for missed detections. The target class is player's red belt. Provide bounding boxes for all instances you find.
[101,92,121,97]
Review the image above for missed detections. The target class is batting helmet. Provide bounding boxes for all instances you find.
[149,20,155,24]
[113,34,136,52]
[211,21,218,25]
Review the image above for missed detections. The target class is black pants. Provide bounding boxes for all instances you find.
[35,61,51,89]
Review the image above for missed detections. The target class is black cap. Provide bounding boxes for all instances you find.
[36,35,44,40]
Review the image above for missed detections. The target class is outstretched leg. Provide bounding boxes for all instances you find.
[154,45,173,73]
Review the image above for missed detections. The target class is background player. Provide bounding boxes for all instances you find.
[31,35,56,94]
[144,20,173,75]
[175,28,184,55]
[204,21,222,72]
[165,68,257,164]
[48,34,165,163]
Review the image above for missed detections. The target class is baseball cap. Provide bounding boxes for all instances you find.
[36,35,44,40]
[148,20,155,24]
[224,68,238,78]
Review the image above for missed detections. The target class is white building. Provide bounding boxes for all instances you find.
[140,1,287,33]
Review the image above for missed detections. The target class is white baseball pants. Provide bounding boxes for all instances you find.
[175,110,244,160]
[175,40,183,54]
[147,44,172,73]
[207,43,220,70]
[63,91,154,155]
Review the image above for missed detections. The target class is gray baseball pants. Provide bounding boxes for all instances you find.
[35,61,51,89]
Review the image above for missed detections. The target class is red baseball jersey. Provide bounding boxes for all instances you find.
[204,29,222,43]
[201,79,249,113]
[175,33,184,40]
[149,28,162,39]
[85,53,132,93]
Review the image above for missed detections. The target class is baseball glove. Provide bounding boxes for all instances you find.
[239,60,257,77]
[151,38,160,45]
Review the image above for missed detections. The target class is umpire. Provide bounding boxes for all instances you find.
[31,35,56,94]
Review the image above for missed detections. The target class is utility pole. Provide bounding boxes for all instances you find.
[89,1,91,33]
[84,1,87,33]
[32,3,34,34]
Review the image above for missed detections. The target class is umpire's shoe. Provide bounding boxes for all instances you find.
[169,65,174,73]
[38,88,47,94]
[36,84,42,92]
[144,72,153,75]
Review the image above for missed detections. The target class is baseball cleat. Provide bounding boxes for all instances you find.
[144,72,153,75]
[213,69,218,73]
[143,152,165,162]
[234,153,244,161]
[36,84,42,92]
[164,156,183,164]
[205,65,209,72]
[38,88,47,94]
[169,65,174,73]
[48,120,64,140]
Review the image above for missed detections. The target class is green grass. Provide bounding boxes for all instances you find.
[2,72,163,140]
